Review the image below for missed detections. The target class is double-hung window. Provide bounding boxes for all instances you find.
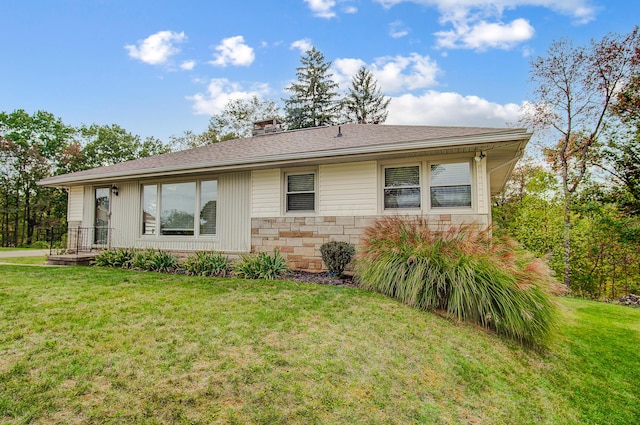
[429,162,471,208]
[383,165,421,209]
[142,180,217,236]
[286,173,315,212]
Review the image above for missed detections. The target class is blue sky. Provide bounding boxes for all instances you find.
[1,0,637,142]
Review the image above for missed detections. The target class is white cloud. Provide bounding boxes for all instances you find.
[373,0,597,50]
[389,20,410,38]
[333,53,440,94]
[521,46,534,58]
[125,31,186,65]
[210,36,255,67]
[374,0,596,22]
[435,18,535,50]
[304,0,336,18]
[374,54,441,93]
[386,90,522,127]
[332,58,367,87]
[180,60,196,70]
[186,79,270,115]
[290,38,313,53]
[343,5,358,13]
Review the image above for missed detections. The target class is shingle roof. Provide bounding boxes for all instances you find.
[38,124,530,186]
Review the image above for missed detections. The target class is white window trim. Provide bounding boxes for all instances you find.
[140,178,218,239]
[283,168,318,215]
[378,158,476,214]
[381,163,423,212]
[93,186,111,246]
[426,159,475,213]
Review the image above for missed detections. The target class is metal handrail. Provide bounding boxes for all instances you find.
[60,227,112,255]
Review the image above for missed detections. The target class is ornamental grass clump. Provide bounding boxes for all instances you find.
[355,216,557,346]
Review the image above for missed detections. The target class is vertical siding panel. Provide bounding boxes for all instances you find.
[219,172,251,252]
[252,169,281,217]
[67,186,84,222]
[97,174,252,253]
[109,182,139,248]
[82,186,93,228]
[319,161,377,216]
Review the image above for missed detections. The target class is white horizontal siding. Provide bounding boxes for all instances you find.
[252,169,281,217]
[319,161,377,216]
[67,186,84,222]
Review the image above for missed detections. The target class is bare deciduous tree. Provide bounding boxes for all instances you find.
[521,27,640,289]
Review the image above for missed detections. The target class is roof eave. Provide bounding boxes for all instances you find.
[38,129,531,187]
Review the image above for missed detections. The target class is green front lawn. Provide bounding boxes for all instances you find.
[0,265,638,424]
[0,256,47,265]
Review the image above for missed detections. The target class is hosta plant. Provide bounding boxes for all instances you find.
[93,248,135,268]
[233,251,289,280]
[129,249,178,273]
[182,251,231,277]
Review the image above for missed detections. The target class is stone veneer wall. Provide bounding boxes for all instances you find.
[251,214,484,271]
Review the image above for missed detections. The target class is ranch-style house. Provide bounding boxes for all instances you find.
[39,122,530,270]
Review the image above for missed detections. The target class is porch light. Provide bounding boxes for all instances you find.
[474,151,486,162]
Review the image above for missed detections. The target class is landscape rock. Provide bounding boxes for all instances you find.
[618,294,640,306]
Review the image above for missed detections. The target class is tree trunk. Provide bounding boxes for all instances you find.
[563,188,572,290]
[13,190,20,247]
[25,188,32,245]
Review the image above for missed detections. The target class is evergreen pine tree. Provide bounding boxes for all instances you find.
[284,47,339,129]
[343,66,390,124]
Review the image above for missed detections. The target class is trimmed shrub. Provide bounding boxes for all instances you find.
[93,248,135,268]
[233,251,289,280]
[182,251,231,276]
[320,241,355,276]
[354,216,557,346]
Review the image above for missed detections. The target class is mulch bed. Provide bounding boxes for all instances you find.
[288,271,357,287]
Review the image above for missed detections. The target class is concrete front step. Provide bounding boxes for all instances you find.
[47,254,97,266]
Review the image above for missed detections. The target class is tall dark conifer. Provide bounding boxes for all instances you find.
[284,47,339,129]
[343,66,390,124]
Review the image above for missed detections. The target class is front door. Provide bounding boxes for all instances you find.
[94,188,110,245]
